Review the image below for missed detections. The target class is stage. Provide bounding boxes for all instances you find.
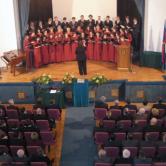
[0,61,164,83]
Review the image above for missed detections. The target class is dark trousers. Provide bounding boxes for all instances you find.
[77,60,87,75]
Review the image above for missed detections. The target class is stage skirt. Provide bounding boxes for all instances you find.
[71,42,78,60]
[56,44,64,62]
[34,47,42,68]
[41,45,49,65]
[101,43,109,61]
[94,43,102,61]
[49,45,56,63]
[108,43,115,62]
[64,43,72,61]
[87,42,94,60]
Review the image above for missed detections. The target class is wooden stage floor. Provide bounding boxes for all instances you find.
[0,61,164,82]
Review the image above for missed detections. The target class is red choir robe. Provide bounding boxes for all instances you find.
[108,38,116,63]
[101,38,109,61]
[71,35,78,60]
[23,37,31,69]
[48,36,56,63]
[33,41,42,68]
[87,37,94,60]
[94,36,102,60]
[41,42,50,65]
[64,36,72,61]
[56,33,64,62]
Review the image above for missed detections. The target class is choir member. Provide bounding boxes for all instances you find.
[101,34,109,61]
[69,17,78,32]
[56,27,64,62]
[41,36,50,65]
[78,15,87,30]
[38,21,45,33]
[94,32,102,61]
[87,14,95,30]
[61,17,69,32]
[47,18,53,29]
[124,16,132,30]
[64,33,72,61]
[33,37,42,68]
[104,16,113,30]
[115,16,122,31]
[87,31,94,60]
[53,16,61,32]
[96,16,104,29]
[48,33,56,63]
[76,26,83,38]
[108,33,116,62]
[71,32,78,60]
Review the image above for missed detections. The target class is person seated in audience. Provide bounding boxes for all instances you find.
[9,131,25,146]
[29,147,51,165]
[134,149,152,164]
[148,108,161,119]
[110,100,123,110]
[152,99,166,109]
[105,133,122,147]
[122,133,138,147]
[123,99,137,111]
[138,100,151,112]
[0,100,6,116]
[120,108,134,120]
[0,119,7,131]
[30,131,40,141]
[6,98,19,111]
[13,149,29,163]
[95,144,112,163]
[114,149,133,165]
[134,107,147,121]
[143,117,161,132]
[20,119,39,132]
[19,109,32,120]
[0,149,13,163]
[94,96,108,110]
[33,107,47,120]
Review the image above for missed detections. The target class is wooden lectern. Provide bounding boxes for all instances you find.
[117,45,131,71]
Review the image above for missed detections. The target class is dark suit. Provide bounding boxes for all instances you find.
[123,104,137,111]
[75,46,87,75]
[94,100,108,110]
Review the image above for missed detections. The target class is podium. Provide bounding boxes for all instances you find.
[117,45,131,71]
[72,80,89,107]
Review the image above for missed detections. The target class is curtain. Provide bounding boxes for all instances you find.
[134,0,145,58]
[18,0,30,47]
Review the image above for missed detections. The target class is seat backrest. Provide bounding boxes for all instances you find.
[94,132,109,144]
[94,108,107,120]
[36,120,50,131]
[114,132,126,140]
[105,146,119,158]
[6,109,19,119]
[123,147,138,158]
[117,120,132,129]
[47,109,61,120]
[95,163,112,166]
[103,120,115,128]
[109,109,121,119]
[30,162,47,166]
[140,147,156,158]
[10,145,24,156]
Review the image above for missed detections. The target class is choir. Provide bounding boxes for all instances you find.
[23,15,138,69]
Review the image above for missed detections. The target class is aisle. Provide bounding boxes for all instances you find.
[61,107,96,166]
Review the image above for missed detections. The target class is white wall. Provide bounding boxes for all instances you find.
[0,0,18,66]
[144,0,166,52]
[52,0,117,20]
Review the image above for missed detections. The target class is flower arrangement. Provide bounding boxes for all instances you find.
[62,72,77,84]
[33,74,53,85]
[90,73,108,85]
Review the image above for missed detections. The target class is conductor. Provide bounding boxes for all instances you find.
[75,41,87,75]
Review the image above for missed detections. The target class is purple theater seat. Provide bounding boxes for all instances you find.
[115,164,132,166]
[136,120,147,128]
[30,162,47,166]
[158,146,166,156]
[36,120,50,131]
[27,146,41,156]
[109,109,121,119]
[40,131,55,146]
[153,162,166,166]
[94,132,109,144]
[10,146,25,156]
[128,109,136,117]
[95,162,112,166]
[7,119,20,128]
[114,133,126,141]
[105,146,119,158]
[145,132,159,141]
[140,147,156,158]
[117,120,132,130]
[94,108,107,120]
[11,162,27,166]
[47,109,61,121]
[6,109,19,119]
[131,132,143,140]
[0,145,9,153]
[135,164,152,166]
[103,120,115,128]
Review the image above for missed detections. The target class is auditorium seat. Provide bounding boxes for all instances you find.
[114,133,126,141]
[140,147,156,158]
[122,147,138,158]
[103,120,115,128]
[94,132,109,144]
[109,109,121,119]
[36,120,51,131]
[94,108,107,120]
[95,163,112,166]
[30,162,47,166]
[47,108,61,121]
[105,146,119,158]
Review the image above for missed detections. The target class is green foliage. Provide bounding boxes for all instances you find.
[62,72,77,84]
[90,73,108,85]
[33,74,53,85]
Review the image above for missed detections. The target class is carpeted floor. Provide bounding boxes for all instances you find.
[61,107,96,166]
